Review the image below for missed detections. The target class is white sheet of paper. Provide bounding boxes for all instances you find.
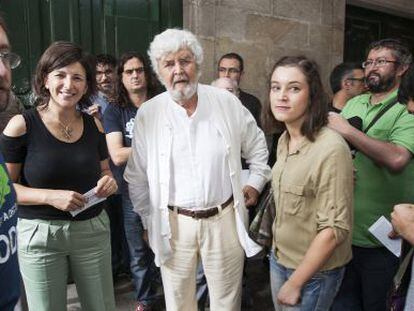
[69,188,106,217]
[240,169,249,186]
[368,216,401,257]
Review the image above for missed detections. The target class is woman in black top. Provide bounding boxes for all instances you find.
[0,42,117,310]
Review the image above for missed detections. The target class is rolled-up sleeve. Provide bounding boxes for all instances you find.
[124,112,150,229]
[315,145,354,244]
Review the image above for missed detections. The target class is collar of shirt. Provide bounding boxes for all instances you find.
[367,89,398,108]
[278,131,313,158]
[167,93,202,121]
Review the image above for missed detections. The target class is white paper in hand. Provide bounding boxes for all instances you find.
[70,188,106,217]
[368,216,401,257]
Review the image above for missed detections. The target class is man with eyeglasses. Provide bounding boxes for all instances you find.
[329,62,366,113]
[104,52,162,311]
[329,39,414,311]
[85,54,118,119]
[218,53,262,127]
[0,14,21,311]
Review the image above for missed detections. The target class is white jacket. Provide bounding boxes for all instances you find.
[124,84,271,266]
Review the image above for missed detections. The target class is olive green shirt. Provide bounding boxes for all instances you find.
[272,127,353,270]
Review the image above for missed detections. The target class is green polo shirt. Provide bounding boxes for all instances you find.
[341,90,414,247]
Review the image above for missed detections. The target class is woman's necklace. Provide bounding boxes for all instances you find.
[58,119,74,140]
[42,107,79,141]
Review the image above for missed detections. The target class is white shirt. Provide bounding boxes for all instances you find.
[167,98,232,208]
[124,84,271,266]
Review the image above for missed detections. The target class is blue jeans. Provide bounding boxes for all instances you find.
[196,261,209,311]
[105,194,129,275]
[122,188,159,305]
[331,246,399,311]
[270,252,344,311]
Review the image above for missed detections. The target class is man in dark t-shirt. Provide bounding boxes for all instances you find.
[104,52,160,311]
[217,52,262,127]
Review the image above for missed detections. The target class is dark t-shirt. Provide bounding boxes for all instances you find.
[329,102,342,113]
[103,104,138,188]
[239,90,262,169]
[0,108,108,221]
[0,152,19,310]
[239,90,262,128]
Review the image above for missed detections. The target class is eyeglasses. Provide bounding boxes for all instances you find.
[0,51,21,69]
[123,67,144,75]
[362,58,399,69]
[218,67,240,74]
[346,77,365,82]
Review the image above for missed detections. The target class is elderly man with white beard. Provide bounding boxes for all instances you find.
[124,29,271,311]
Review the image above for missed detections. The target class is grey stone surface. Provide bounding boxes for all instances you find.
[321,0,346,27]
[215,6,248,41]
[246,14,309,49]
[184,0,347,108]
[199,37,217,84]
[274,0,322,23]
[221,0,272,14]
[309,24,333,52]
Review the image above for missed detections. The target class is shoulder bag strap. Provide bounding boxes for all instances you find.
[363,99,398,134]
[394,247,414,287]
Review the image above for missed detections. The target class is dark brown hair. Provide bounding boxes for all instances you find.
[367,38,412,66]
[117,52,160,107]
[218,52,244,72]
[33,41,96,106]
[262,56,328,141]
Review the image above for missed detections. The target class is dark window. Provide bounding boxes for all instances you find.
[344,5,414,63]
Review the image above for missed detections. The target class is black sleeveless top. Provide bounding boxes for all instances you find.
[0,108,108,221]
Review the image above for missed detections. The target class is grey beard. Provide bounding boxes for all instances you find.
[169,82,197,102]
[367,74,396,94]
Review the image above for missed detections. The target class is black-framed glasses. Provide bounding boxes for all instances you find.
[218,67,240,74]
[362,58,399,69]
[346,77,365,82]
[0,51,21,69]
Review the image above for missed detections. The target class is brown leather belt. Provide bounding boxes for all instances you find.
[168,196,233,219]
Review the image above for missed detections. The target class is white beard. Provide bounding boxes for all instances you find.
[168,82,197,103]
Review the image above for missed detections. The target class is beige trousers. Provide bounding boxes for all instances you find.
[161,204,244,311]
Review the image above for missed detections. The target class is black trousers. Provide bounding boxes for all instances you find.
[331,245,399,311]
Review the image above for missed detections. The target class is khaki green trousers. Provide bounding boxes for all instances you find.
[17,211,115,311]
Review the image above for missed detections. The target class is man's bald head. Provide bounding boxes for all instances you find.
[211,77,239,96]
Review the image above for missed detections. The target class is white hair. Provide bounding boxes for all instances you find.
[148,28,204,79]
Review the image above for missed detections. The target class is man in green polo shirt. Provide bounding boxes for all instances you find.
[328,38,414,311]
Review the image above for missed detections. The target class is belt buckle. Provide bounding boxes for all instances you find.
[192,208,211,219]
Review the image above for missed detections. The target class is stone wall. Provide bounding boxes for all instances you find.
[183,0,346,103]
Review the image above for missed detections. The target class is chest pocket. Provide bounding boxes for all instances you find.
[280,184,307,216]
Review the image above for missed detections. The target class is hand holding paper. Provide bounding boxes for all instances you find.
[70,187,106,217]
[368,216,401,257]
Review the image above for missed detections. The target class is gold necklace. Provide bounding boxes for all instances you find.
[42,107,78,141]
[58,120,74,140]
